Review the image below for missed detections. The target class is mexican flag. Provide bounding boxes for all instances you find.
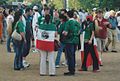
[36,24,56,52]
[80,32,101,68]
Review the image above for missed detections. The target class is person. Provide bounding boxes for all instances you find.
[2,8,8,41]
[32,5,40,52]
[6,9,14,52]
[116,12,120,42]
[22,8,33,68]
[60,9,68,17]
[80,16,100,72]
[104,8,110,19]
[53,9,61,30]
[12,10,26,70]
[0,7,4,44]
[105,10,118,52]
[92,8,97,20]
[37,14,56,76]
[59,9,68,66]
[55,14,68,68]
[94,10,110,65]
[63,10,80,76]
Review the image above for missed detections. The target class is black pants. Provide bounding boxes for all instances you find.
[22,33,31,57]
[82,43,99,70]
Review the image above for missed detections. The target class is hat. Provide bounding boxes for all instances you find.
[86,15,93,21]
[92,8,97,11]
[33,6,38,10]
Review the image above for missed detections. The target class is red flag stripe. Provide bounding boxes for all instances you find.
[36,39,54,52]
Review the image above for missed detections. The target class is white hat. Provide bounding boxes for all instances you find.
[93,8,97,11]
[33,6,38,10]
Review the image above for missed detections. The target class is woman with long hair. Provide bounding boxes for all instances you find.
[12,10,26,70]
[37,13,56,76]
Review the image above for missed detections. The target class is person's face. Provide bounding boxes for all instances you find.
[20,15,22,20]
[44,9,50,15]
[111,13,115,17]
[30,10,33,16]
[97,13,103,18]
[61,11,65,14]
[11,11,15,15]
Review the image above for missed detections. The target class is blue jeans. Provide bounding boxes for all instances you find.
[55,43,66,65]
[3,19,7,38]
[6,36,12,52]
[65,43,76,73]
[118,34,120,41]
[13,40,24,69]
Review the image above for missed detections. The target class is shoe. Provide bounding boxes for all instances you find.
[78,69,88,71]
[93,69,100,73]
[40,74,47,76]
[64,72,75,76]
[23,61,30,68]
[32,49,38,53]
[49,74,56,76]
[14,68,20,71]
[100,64,103,66]
[111,50,117,53]
[14,68,25,71]
[105,46,108,51]
[103,49,107,52]
[55,65,60,68]
[62,62,68,66]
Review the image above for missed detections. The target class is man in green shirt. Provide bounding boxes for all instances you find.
[63,10,80,76]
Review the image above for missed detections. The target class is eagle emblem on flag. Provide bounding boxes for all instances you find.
[41,31,49,39]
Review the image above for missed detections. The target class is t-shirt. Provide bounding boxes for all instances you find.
[84,21,94,42]
[64,18,81,44]
[95,18,108,39]
[16,21,25,34]
[117,16,120,26]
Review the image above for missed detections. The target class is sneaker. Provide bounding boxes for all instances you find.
[32,49,38,53]
[55,65,60,68]
[23,61,30,68]
[100,64,103,66]
[62,62,67,66]
[93,69,100,73]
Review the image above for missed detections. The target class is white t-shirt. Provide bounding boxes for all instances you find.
[6,15,14,23]
[104,11,110,19]
[117,16,120,26]
[32,12,40,27]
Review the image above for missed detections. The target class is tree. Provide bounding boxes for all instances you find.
[0,0,8,5]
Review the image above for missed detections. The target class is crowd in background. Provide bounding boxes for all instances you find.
[0,4,120,76]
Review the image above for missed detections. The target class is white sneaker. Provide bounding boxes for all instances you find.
[32,49,38,53]
[55,65,60,68]
[62,62,67,66]
[23,61,30,68]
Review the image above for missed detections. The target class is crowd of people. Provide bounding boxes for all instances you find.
[0,4,120,76]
